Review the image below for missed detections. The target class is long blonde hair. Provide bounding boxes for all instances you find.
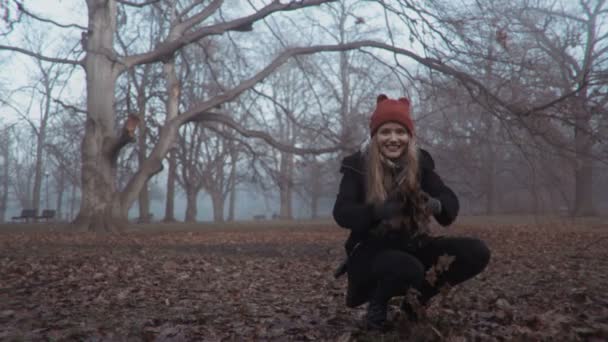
[365,136,419,203]
[365,135,430,230]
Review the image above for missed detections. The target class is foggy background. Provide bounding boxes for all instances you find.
[1,0,606,226]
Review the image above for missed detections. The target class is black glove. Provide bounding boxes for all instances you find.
[372,200,404,221]
[426,197,442,215]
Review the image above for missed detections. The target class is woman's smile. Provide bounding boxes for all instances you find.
[377,122,410,159]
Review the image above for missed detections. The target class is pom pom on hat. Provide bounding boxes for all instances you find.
[369,94,414,136]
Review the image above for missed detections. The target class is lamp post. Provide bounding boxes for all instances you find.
[45,172,50,210]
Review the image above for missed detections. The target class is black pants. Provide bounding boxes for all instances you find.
[349,236,491,305]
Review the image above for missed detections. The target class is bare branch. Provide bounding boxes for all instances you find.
[525,6,587,23]
[123,0,338,67]
[0,44,83,66]
[178,0,223,32]
[14,0,87,30]
[250,88,339,145]
[116,0,162,8]
[517,82,588,117]
[177,41,579,127]
[0,96,39,135]
[189,112,342,155]
[53,98,87,115]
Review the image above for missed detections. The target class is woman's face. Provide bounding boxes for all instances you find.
[376,122,410,159]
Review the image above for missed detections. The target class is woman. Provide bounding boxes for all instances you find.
[333,94,490,331]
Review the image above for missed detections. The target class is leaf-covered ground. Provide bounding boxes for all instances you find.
[1,219,607,341]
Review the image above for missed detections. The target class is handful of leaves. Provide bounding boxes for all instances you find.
[370,190,440,237]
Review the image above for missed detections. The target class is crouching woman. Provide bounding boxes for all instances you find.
[332,94,490,331]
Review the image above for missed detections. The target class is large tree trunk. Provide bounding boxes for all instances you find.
[138,183,151,222]
[210,191,224,222]
[76,0,171,230]
[74,0,125,231]
[184,188,198,222]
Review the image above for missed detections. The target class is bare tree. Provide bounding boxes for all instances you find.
[411,0,608,215]
[0,123,15,222]
[8,126,36,209]
[3,0,347,230]
[3,0,594,229]
[512,0,607,215]
[175,124,206,222]
[45,111,84,221]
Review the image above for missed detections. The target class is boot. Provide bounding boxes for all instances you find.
[400,299,419,322]
[365,299,391,331]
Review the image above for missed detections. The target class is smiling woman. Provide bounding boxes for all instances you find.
[332,94,491,331]
[376,123,410,159]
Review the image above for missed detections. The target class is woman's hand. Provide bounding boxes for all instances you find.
[420,191,442,215]
[372,199,405,221]
[426,197,442,215]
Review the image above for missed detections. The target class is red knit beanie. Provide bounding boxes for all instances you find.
[369,94,414,137]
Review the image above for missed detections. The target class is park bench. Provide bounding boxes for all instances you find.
[135,213,154,223]
[36,209,56,222]
[253,214,266,221]
[11,209,37,223]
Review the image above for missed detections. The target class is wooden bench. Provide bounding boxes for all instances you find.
[36,209,56,222]
[11,209,37,223]
[253,214,266,221]
[135,213,154,223]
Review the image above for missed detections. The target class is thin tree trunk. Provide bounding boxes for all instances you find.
[137,115,151,223]
[55,168,65,220]
[32,72,53,215]
[227,151,237,221]
[227,182,236,221]
[573,162,594,216]
[310,159,321,219]
[279,151,293,219]
[483,38,496,215]
[484,144,496,215]
[0,137,9,222]
[573,118,595,216]
[69,182,77,221]
[164,149,177,222]
[338,8,352,156]
[310,194,319,219]
[32,128,45,214]
[571,93,595,216]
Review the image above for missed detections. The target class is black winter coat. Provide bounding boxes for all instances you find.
[332,149,459,307]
